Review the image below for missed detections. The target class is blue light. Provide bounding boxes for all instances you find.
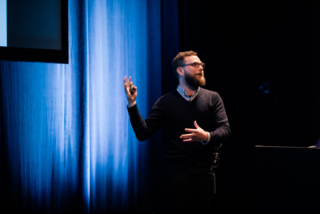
[0,0,161,212]
[259,81,271,94]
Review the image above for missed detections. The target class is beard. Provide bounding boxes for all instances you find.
[184,71,206,90]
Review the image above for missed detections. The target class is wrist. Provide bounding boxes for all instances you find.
[203,131,208,142]
[128,101,136,107]
[201,132,210,145]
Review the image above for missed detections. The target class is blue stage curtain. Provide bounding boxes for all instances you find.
[0,0,161,213]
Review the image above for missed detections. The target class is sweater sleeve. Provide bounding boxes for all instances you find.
[127,99,165,141]
[209,93,231,148]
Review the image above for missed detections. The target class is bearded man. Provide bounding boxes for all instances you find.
[124,51,231,214]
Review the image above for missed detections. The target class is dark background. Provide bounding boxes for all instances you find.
[161,0,319,212]
[0,0,318,213]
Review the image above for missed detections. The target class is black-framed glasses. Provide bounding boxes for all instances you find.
[180,62,205,69]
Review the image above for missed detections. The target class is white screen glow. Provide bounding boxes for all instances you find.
[0,0,7,47]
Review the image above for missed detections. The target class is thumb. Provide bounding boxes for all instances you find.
[194,120,200,129]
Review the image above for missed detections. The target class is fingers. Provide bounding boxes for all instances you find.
[194,120,199,128]
[185,121,201,133]
[124,77,127,89]
[131,85,137,92]
[124,76,133,95]
[181,122,205,142]
[180,133,194,139]
[180,133,194,142]
[124,76,129,94]
[124,76,127,90]
[123,76,132,85]
[185,128,197,132]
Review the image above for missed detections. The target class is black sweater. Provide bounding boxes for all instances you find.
[128,88,231,164]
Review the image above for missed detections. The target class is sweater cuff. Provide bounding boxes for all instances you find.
[127,103,139,115]
[127,102,136,108]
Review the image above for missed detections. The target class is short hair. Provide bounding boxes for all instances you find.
[172,51,198,79]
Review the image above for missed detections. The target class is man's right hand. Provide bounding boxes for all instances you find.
[124,76,137,106]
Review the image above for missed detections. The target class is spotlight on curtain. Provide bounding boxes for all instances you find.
[0,0,161,213]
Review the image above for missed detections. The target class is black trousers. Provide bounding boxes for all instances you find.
[164,162,215,214]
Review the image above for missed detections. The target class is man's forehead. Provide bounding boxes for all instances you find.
[184,55,201,63]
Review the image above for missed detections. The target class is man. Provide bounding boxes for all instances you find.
[124,51,230,213]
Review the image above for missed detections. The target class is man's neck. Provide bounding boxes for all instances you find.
[178,82,197,97]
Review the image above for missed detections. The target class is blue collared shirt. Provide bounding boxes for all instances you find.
[176,85,200,102]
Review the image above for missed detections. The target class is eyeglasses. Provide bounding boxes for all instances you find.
[180,62,205,69]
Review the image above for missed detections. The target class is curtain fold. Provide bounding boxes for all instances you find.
[0,0,161,213]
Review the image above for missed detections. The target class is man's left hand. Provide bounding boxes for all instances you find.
[180,120,208,142]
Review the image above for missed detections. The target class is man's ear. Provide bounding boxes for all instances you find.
[176,67,184,77]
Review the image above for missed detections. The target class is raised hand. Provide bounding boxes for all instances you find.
[124,76,137,106]
[180,121,208,142]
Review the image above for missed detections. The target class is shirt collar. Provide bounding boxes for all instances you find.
[177,85,200,102]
